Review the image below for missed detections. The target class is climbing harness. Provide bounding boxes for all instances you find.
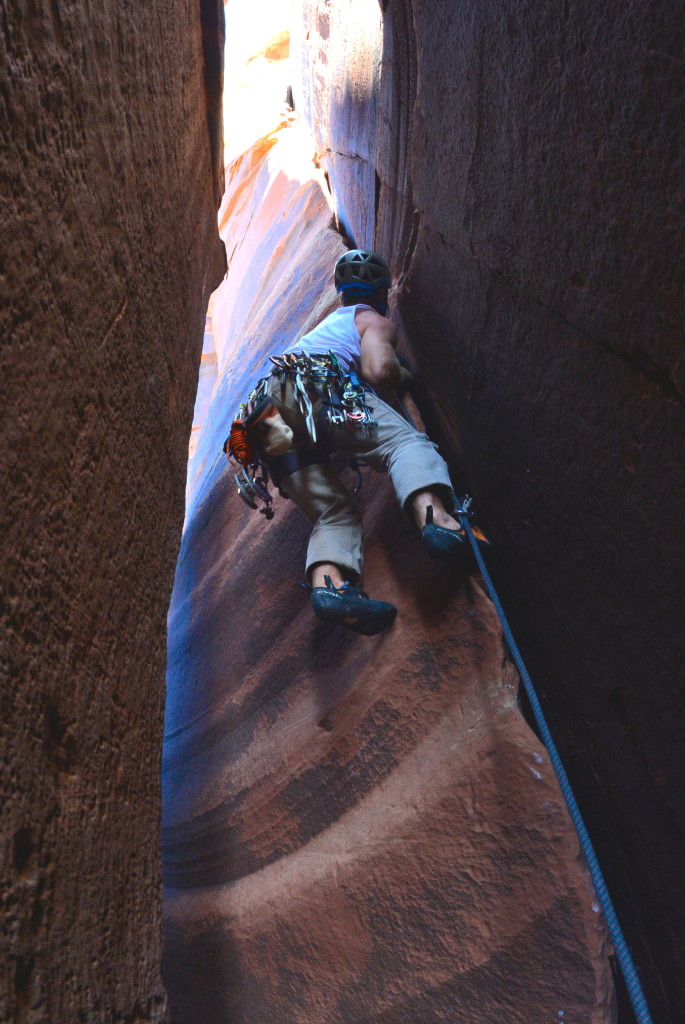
[455,495,654,1024]
[223,350,376,519]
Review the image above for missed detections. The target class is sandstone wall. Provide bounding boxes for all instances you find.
[290,0,382,248]
[163,118,612,1023]
[295,1,684,1020]
[0,2,225,1021]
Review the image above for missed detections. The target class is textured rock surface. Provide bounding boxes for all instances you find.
[0,2,225,1021]
[291,0,382,247]
[163,121,612,1022]
[295,1,684,1020]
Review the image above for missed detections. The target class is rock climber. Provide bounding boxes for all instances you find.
[228,249,480,635]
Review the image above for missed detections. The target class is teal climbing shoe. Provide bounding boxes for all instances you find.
[421,505,489,564]
[310,576,397,636]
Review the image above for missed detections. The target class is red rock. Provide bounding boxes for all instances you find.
[163,120,612,1021]
[291,0,382,247]
[1,3,225,1021]
[292,2,685,1019]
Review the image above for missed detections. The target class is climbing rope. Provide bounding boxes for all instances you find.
[456,496,654,1024]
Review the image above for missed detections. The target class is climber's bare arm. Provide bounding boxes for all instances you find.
[357,308,408,391]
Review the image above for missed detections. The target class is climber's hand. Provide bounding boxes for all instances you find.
[397,365,413,391]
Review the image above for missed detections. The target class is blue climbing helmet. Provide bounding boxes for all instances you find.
[334,249,391,295]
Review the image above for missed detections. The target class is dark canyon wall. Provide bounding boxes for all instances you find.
[163,61,612,1024]
[1,2,225,1021]
[296,1,684,1020]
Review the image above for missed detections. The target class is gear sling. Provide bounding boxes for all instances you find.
[223,350,377,517]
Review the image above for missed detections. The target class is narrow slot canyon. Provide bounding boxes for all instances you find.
[2,2,683,1024]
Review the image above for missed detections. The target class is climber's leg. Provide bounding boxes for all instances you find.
[334,394,480,563]
[409,489,459,530]
[278,460,364,584]
[335,393,455,522]
[278,464,396,634]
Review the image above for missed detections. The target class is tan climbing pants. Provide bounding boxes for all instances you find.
[266,376,454,582]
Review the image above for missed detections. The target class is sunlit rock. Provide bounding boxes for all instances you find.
[188,316,219,461]
[183,116,339,511]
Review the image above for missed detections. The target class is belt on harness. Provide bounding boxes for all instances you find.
[268,448,328,487]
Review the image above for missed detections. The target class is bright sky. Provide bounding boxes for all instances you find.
[224,0,289,68]
[223,0,293,164]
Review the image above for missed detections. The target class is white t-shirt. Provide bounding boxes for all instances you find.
[281,304,375,373]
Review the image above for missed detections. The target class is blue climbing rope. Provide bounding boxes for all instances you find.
[456,496,653,1024]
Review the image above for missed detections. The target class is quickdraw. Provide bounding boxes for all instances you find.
[223,350,377,520]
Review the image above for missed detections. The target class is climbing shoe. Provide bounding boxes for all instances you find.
[421,505,490,565]
[310,576,397,636]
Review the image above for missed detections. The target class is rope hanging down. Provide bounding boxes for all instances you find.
[456,496,653,1024]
